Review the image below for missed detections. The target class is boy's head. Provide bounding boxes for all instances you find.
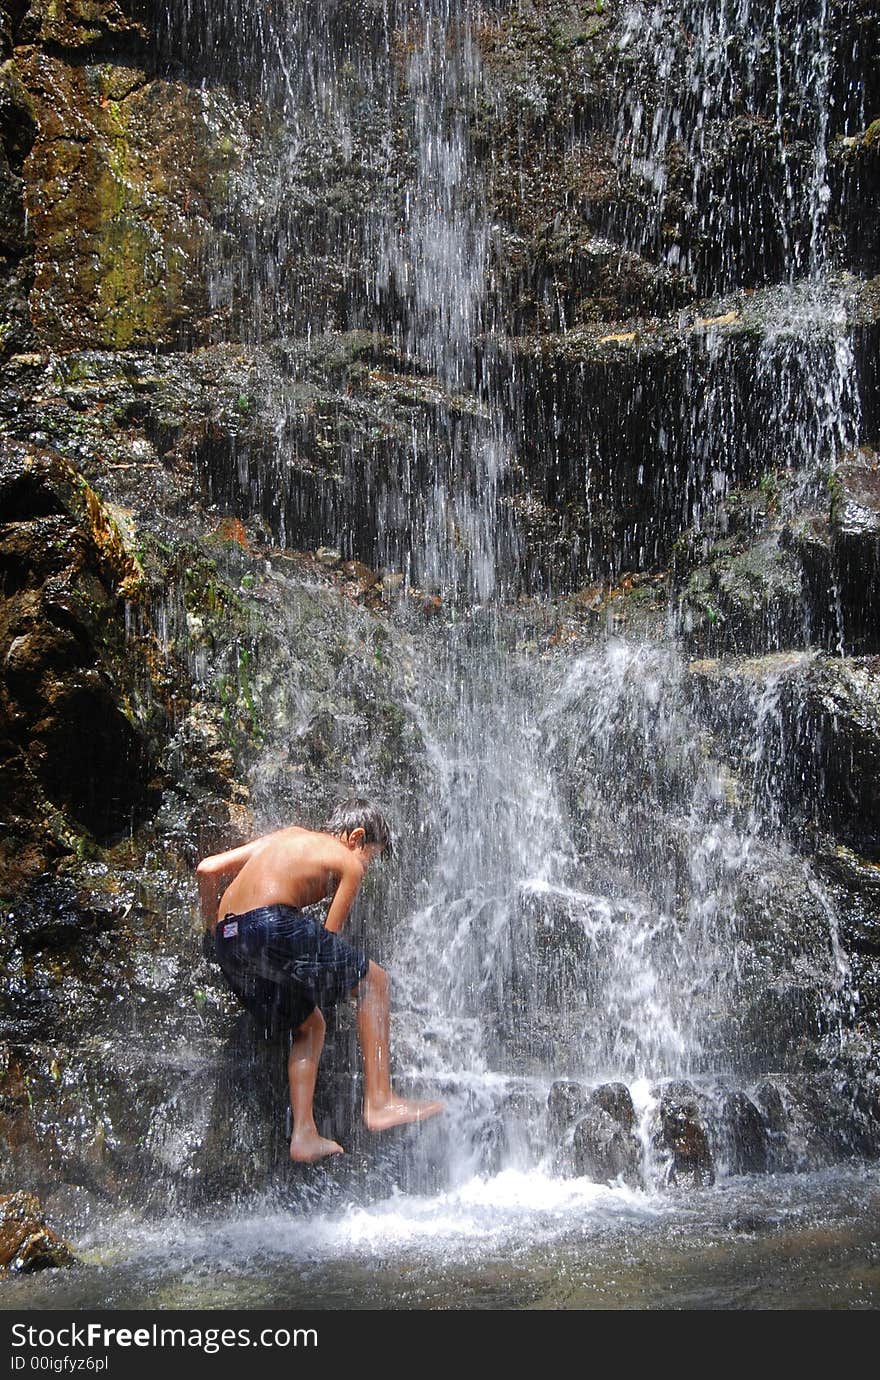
[322,798,393,860]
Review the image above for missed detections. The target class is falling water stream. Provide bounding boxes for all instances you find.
[11,0,879,1308]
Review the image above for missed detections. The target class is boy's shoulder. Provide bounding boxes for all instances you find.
[271,824,338,852]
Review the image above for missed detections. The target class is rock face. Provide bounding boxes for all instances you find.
[21,54,240,349]
[0,491,431,1201]
[0,438,167,874]
[0,47,35,356]
[687,652,880,852]
[0,0,877,1217]
[0,0,244,351]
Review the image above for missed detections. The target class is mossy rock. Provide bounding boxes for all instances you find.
[19,51,245,348]
[0,1191,76,1272]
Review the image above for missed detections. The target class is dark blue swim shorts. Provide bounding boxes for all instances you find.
[212,905,369,1037]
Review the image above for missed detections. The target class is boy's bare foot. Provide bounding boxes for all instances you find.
[363,1097,444,1132]
[289,1130,344,1163]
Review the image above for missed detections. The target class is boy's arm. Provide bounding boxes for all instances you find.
[323,853,366,934]
[196,840,261,928]
[197,870,224,929]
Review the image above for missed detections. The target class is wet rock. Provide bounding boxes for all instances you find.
[832,122,880,275]
[827,451,880,650]
[722,1090,771,1175]
[490,888,620,1072]
[653,1081,715,1188]
[0,1024,285,1205]
[316,547,342,569]
[479,1086,547,1175]
[753,1078,796,1172]
[679,533,806,656]
[564,1082,642,1188]
[505,281,880,589]
[754,1078,787,1134]
[380,570,405,595]
[18,48,244,349]
[569,1103,642,1188]
[0,56,36,356]
[721,974,833,1077]
[550,1079,642,1186]
[21,0,152,55]
[753,1071,880,1169]
[687,652,880,851]
[831,451,880,542]
[547,1080,590,1138]
[498,1087,546,1166]
[813,846,880,957]
[341,559,381,600]
[516,888,596,1009]
[41,1182,103,1235]
[0,1191,75,1272]
[774,1076,845,1166]
[671,451,880,660]
[785,449,880,654]
[0,440,169,871]
[589,1081,636,1133]
[849,953,880,1038]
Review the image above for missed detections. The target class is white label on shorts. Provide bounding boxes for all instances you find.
[222,920,239,939]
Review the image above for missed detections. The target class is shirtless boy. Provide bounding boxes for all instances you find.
[197,799,442,1163]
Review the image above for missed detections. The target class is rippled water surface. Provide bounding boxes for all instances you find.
[4,1166,879,1311]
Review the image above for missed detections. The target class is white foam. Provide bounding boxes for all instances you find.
[90,1170,662,1270]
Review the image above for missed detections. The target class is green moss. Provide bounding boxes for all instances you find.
[235,646,265,744]
[183,559,235,618]
[755,469,781,516]
[216,645,265,750]
[89,98,187,348]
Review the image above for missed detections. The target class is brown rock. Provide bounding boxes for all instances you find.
[19,50,244,349]
[212,517,250,550]
[316,547,342,569]
[0,1191,76,1272]
[23,1,151,53]
[654,1082,715,1188]
[0,439,175,873]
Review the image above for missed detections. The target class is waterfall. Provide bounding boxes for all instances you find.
[160,0,873,1194]
[608,0,850,290]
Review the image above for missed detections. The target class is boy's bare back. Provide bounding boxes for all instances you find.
[198,801,443,1158]
[212,826,373,934]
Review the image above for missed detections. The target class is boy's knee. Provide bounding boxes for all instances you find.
[363,961,388,993]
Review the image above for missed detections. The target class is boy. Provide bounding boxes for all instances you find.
[197,798,443,1163]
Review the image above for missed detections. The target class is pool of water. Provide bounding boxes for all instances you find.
[4,1165,879,1310]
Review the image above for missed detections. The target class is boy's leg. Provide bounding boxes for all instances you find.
[355,961,443,1131]
[288,1007,344,1162]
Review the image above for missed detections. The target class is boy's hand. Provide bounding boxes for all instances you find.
[196,839,261,928]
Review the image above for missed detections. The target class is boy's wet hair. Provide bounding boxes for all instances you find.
[322,798,393,859]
